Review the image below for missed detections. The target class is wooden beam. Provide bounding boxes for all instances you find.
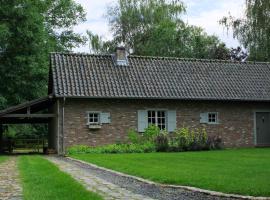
[0,124,3,152]
[2,114,55,118]
[27,107,31,114]
[0,118,50,124]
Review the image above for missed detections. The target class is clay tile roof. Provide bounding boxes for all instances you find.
[50,52,270,101]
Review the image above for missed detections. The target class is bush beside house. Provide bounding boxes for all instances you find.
[67,125,223,155]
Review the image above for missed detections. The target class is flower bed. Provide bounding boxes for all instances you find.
[68,125,223,154]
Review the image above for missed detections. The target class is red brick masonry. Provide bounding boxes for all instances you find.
[62,98,269,149]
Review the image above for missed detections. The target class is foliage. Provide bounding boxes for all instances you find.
[69,125,222,154]
[87,31,115,54]
[88,0,229,60]
[67,143,155,155]
[0,0,86,109]
[3,124,47,139]
[175,127,190,150]
[143,125,160,142]
[154,130,169,152]
[0,0,86,138]
[172,127,212,151]
[18,156,103,200]
[220,0,270,61]
[72,148,270,197]
[127,129,140,144]
[3,126,16,138]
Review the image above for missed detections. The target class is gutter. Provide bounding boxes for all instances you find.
[53,95,270,103]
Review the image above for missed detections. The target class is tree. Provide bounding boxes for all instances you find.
[87,31,115,54]
[220,0,270,61]
[0,0,86,109]
[0,0,86,140]
[88,0,229,59]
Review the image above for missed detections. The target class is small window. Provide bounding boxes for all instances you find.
[87,112,100,125]
[208,112,218,124]
[148,110,166,130]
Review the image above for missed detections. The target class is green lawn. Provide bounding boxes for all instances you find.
[0,156,7,163]
[18,156,103,200]
[71,148,270,197]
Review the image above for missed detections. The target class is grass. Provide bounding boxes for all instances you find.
[0,156,8,163]
[18,156,103,200]
[71,148,270,197]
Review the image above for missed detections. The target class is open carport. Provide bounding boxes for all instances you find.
[0,96,57,154]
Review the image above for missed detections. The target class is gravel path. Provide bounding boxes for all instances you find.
[0,157,23,200]
[47,156,154,200]
[46,156,247,200]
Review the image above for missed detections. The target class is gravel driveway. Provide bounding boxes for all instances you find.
[46,156,251,200]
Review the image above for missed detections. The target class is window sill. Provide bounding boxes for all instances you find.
[87,124,102,129]
[207,122,219,125]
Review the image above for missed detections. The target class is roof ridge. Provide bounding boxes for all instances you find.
[50,52,270,65]
[129,55,270,65]
[50,52,112,57]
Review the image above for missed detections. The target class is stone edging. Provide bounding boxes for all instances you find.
[66,156,270,200]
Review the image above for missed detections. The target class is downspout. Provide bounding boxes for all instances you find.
[57,100,60,154]
[62,97,66,155]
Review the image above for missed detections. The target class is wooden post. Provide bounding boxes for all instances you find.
[0,124,3,153]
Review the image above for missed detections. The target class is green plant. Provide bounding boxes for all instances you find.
[127,129,140,144]
[154,130,169,152]
[143,125,160,142]
[174,127,215,151]
[67,127,221,155]
[175,127,190,151]
[3,127,16,138]
[67,143,156,155]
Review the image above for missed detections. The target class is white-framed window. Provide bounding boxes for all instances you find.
[208,112,218,124]
[87,112,100,125]
[147,110,166,130]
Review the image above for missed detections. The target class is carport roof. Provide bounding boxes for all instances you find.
[0,96,55,124]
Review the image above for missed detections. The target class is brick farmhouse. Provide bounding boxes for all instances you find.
[1,47,270,154]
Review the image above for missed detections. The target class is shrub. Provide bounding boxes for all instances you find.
[175,127,190,151]
[67,143,156,155]
[168,137,179,152]
[67,127,222,155]
[127,129,141,144]
[189,128,205,151]
[154,130,169,152]
[173,127,223,152]
[143,125,160,142]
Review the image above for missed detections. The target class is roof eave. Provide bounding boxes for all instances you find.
[53,95,270,102]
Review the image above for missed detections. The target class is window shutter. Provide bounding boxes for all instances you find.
[167,110,177,132]
[200,113,208,123]
[137,110,148,132]
[100,112,111,124]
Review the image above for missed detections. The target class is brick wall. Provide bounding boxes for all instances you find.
[61,98,270,149]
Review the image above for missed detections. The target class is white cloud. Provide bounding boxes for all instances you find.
[73,0,245,53]
[73,0,116,52]
[183,0,245,48]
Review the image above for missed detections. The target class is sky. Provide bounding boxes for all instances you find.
[73,0,245,53]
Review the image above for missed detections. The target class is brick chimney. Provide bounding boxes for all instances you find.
[115,46,128,66]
